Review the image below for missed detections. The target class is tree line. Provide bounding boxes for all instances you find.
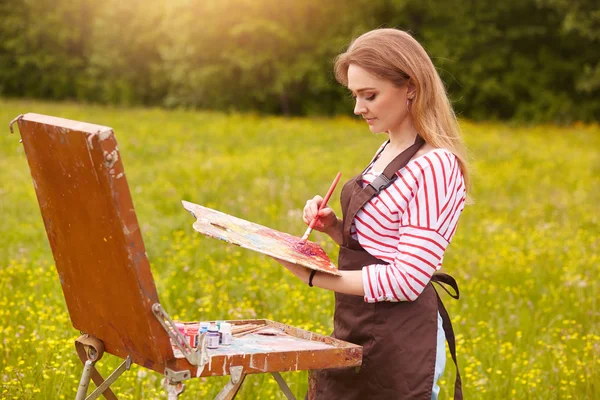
[0,0,598,122]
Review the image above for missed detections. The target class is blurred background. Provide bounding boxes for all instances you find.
[0,0,598,122]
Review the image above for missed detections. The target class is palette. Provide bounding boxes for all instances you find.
[182,200,340,276]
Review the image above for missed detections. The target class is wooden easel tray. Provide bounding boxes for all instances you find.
[169,319,362,376]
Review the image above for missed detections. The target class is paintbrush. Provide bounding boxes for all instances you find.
[301,172,342,242]
[231,323,261,334]
[233,325,266,338]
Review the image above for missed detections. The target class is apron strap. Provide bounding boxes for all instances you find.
[431,272,460,299]
[342,135,426,244]
[431,273,463,400]
[368,135,426,194]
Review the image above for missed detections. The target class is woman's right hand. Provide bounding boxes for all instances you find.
[303,195,338,234]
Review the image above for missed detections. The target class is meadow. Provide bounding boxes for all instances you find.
[0,98,598,399]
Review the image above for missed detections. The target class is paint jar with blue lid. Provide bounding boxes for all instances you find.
[199,321,209,334]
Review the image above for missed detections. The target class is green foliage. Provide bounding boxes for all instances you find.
[373,0,600,122]
[0,0,598,121]
[0,0,88,99]
[158,0,365,115]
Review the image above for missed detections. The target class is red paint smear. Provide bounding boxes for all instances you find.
[292,241,328,258]
[258,228,337,274]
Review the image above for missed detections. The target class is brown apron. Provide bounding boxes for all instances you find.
[314,137,463,400]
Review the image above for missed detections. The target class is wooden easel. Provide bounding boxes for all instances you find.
[10,113,362,399]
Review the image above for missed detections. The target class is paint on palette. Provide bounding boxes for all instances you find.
[258,228,332,267]
[181,200,341,276]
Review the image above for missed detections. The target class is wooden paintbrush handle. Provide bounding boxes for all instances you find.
[302,172,342,241]
[233,325,265,337]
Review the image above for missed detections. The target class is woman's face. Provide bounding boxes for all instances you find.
[347,64,413,135]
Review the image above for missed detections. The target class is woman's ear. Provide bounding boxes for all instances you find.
[407,81,417,100]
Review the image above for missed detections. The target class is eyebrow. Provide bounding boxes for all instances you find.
[348,87,377,94]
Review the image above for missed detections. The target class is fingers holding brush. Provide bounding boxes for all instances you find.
[303,196,337,231]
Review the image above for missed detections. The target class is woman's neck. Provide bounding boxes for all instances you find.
[387,120,418,153]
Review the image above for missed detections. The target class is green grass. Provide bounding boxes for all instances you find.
[0,98,598,399]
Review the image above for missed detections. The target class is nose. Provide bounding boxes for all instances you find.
[354,98,367,116]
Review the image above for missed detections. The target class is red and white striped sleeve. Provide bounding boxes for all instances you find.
[361,151,466,303]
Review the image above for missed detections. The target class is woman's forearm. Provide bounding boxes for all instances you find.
[278,258,364,297]
[312,269,364,297]
[324,217,344,245]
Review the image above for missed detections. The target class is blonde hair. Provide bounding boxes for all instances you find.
[334,28,471,192]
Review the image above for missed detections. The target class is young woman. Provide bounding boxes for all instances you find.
[275,28,468,399]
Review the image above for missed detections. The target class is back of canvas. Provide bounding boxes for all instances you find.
[16,113,172,370]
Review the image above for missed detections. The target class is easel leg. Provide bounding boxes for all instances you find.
[271,372,296,400]
[74,356,130,400]
[75,361,95,400]
[215,366,246,400]
[75,335,119,400]
[162,379,186,400]
[85,357,131,400]
[306,370,317,400]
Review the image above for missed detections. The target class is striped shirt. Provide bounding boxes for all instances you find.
[353,142,466,303]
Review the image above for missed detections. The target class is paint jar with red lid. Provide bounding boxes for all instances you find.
[186,324,199,348]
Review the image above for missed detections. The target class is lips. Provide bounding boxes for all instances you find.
[365,117,377,125]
